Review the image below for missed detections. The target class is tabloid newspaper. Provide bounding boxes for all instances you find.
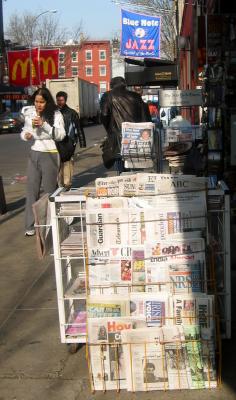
[87,317,147,390]
[121,122,155,169]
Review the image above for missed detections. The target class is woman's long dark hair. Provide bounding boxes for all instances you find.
[31,87,57,126]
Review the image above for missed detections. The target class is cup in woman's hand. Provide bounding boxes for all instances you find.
[32,116,40,128]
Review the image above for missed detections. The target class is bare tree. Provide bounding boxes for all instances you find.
[112,0,176,60]
[5,11,86,46]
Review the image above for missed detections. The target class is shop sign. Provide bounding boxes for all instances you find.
[158,89,203,107]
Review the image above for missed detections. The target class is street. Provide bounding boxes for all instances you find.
[0,124,106,184]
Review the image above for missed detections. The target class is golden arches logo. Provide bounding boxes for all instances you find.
[40,56,56,75]
[12,58,37,81]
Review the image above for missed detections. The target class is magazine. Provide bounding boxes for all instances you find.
[65,310,87,337]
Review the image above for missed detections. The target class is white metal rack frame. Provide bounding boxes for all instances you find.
[50,187,94,345]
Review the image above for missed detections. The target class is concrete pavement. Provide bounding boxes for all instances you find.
[0,141,236,399]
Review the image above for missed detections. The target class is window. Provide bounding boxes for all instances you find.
[85,50,92,61]
[100,82,107,93]
[99,65,106,76]
[86,66,93,76]
[72,67,78,76]
[59,52,65,63]
[59,66,65,77]
[99,50,106,60]
[71,51,78,62]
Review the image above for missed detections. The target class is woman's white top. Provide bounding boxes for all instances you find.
[20,106,66,152]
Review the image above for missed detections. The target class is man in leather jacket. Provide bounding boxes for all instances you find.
[100,76,151,173]
[56,91,86,189]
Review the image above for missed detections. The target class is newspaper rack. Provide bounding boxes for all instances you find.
[49,176,230,390]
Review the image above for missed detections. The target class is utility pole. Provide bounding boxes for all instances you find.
[0,0,4,83]
[175,0,180,88]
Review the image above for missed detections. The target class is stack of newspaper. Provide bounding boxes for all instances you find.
[95,173,207,197]
[60,232,86,257]
[121,122,155,169]
[85,173,217,391]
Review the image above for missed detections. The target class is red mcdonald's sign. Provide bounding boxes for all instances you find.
[7,48,59,86]
[39,49,59,81]
[8,48,39,86]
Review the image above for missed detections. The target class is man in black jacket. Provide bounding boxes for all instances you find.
[56,91,86,189]
[100,76,151,173]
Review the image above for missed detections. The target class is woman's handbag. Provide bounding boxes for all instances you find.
[52,128,76,162]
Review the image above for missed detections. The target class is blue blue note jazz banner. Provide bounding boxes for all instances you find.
[120,9,161,58]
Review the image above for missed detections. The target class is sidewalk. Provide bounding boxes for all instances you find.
[0,144,236,400]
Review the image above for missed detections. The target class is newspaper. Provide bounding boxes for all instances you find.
[162,126,203,147]
[86,208,129,253]
[130,292,169,326]
[136,174,207,196]
[88,317,146,390]
[87,295,130,318]
[201,327,217,388]
[183,325,205,389]
[172,294,214,328]
[144,237,206,293]
[95,174,207,197]
[121,122,154,159]
[162,325,191,389]
[88,245,146,294]
[121,327,168,391]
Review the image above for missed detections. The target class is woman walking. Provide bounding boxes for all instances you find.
[21,87,65,236]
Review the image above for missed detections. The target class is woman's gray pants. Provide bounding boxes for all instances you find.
[25,150,59,231]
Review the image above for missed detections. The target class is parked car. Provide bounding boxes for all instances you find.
[0,111,24,133]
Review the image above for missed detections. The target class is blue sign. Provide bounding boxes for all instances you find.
[120,9,161,59]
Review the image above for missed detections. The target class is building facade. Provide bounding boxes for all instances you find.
[58,40,111,94]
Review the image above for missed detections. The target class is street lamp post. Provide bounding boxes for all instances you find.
[29,9,57,93]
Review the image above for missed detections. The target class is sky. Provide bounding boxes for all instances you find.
[3,0,122,40]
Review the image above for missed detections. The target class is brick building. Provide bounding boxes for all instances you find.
[58,40,111,94]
